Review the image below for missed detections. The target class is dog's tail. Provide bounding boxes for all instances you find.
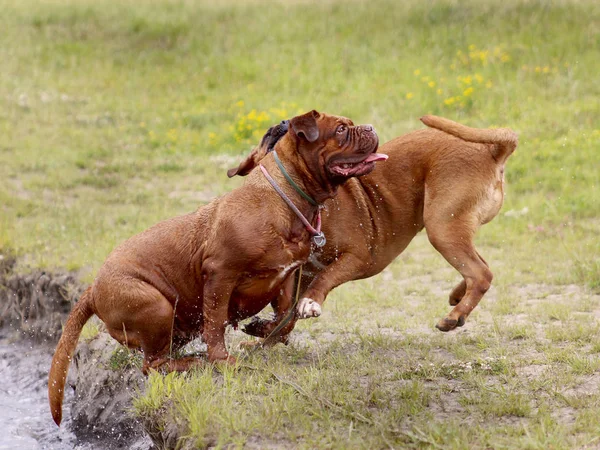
[48,286,94,426]
[420,115,518,161]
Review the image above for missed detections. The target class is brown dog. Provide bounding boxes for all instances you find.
[48,110,386,425]
[234,115,518,342]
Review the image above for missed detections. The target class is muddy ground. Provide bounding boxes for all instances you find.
[0,259,151,450]
[1,248,599,449]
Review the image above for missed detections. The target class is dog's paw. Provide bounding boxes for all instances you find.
[242,317,272,338]
[297,298,322,319]
[448,296,461,306]
[435,315,466,332]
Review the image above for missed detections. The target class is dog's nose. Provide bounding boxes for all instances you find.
[363,124,374,133]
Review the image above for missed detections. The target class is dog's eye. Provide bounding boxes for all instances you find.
[336,125,346,134]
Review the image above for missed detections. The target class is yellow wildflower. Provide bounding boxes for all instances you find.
[406,92,414,100]
[459,75,472,85]
[428,81,436,88]
[167,129,178,141]
[463,87,474,97]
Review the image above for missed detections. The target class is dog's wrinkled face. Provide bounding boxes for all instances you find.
[290,110,386,185]
[227,110,387,190]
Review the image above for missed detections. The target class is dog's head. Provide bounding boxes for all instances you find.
[228,111,386,192]
[287,110,386,185]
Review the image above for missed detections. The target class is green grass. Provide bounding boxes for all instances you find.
[1,0,599,447]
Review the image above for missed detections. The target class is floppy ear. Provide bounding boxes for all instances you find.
[227,147,260,177]
[290,110,320,143]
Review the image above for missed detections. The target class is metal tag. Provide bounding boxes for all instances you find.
[312,232,326,248]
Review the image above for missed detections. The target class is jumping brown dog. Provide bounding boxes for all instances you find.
[48,110,387,426]
[234,115,518,342]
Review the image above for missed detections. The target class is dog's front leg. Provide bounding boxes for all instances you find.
[298,253,366,319]
[202,270,237,364]
[242,272,297,345]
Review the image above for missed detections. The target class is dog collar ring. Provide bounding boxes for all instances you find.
[312,232,326,248]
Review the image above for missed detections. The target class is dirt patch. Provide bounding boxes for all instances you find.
[3,244,600,449]
[0,256,84,341]
[0,255,151,449]
[70,332,152,449]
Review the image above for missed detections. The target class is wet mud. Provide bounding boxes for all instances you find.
[0,257,151,450]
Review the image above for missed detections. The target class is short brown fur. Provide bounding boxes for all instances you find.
[238,115,518,341]
[48,111,382,426]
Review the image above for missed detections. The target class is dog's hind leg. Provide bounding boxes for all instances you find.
[448,250,489,306]
[99,282,202,374]
[426,217,493,332]
[448,280,466,306]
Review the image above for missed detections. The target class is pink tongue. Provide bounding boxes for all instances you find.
[364,153,389,163]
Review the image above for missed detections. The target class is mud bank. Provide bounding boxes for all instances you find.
[0,255,84,342]
[0,257,152,450]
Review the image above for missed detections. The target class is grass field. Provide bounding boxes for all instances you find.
[1,0,599,448]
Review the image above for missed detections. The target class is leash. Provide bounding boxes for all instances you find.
[242,151,327,354]
[258,265,304,348]
[259,151,326,248]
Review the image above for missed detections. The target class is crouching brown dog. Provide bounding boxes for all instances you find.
[48,110,387,426]
[234,115,518,342]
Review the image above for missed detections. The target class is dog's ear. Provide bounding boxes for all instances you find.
[227,147,260,177]
[290,110,320,143]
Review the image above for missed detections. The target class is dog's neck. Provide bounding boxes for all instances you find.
[271,150,319,207]
[272,137,338,205]
[258,156,319,217]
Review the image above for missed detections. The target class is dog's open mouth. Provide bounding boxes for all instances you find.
[328,152,389,178]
